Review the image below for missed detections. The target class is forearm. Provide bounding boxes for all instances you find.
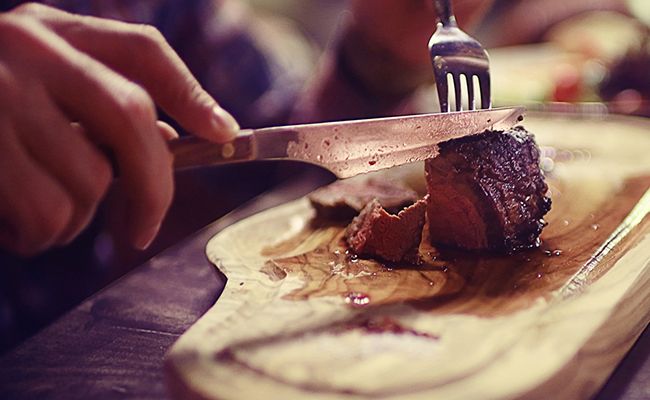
[475,0,632,47]
[290,7,435,123]
[291,0,494,123]
[291,20,432,123]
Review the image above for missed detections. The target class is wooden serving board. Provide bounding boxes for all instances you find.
[165,114,650,400]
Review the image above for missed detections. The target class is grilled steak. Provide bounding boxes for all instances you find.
[344,195,428,262]
[425,126,551,253]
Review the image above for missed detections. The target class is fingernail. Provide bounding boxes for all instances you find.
[212,105,240,138]
[134,223,161,250]
[156,120,180,140]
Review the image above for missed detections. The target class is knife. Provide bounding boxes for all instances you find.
[169,107,525,179]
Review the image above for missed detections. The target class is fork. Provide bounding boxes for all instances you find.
[428,0,491,112]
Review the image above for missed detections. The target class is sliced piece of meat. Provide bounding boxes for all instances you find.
[308,178,418,221]
[344,195,429,262]
[425,126,551,253]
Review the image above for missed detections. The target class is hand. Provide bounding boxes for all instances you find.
[348,0,495,69]
[291,0,495,123]
[0,3,240,257]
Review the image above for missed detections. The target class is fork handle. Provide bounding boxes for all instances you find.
[431,0,456,27]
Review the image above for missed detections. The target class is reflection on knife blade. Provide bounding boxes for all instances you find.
[168,107,525,179]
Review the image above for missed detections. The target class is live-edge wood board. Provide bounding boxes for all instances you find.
[165,114,650,400]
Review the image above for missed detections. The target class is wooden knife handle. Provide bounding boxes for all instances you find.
[107,133,255,178]
[168,134,255,170]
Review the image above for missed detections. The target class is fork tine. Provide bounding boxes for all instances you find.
[435,74,449,113]
[467,75,475,111]
[479,73,491,109]
[453,74,462,112]
[429,0,491,113]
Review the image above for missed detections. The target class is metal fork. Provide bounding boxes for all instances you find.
[428,0,491,112]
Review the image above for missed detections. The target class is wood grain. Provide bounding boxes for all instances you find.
[165,115,650,399]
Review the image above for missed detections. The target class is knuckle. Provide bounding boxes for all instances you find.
[0,11,29,44]
[17,194,73,255]
[116,83,158,134]
[12,2,46,16]
[176,79,211,114]
[128,23,167,52]
[81,154,113,207]
[117,84,157,128]
[0,7,56,65]
[37,196,73,241]
[137,23,165,43]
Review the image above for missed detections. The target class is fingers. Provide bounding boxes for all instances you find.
[0,117,73,256]
[42,50,174,250]
[0,54,113,254]
[14,3,239,142]
[16,86,113,246]
[0,8,174,251]
[0,3,241,254]
[156,121,180,141]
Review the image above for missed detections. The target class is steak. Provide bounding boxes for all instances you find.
[425,126,551,253]
[344,195,428,262]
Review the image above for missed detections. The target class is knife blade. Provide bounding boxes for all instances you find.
[169,107,525,179]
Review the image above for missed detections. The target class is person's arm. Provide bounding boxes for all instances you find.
[474,0,631,48]
[291,0,494,123]
[0,2,239,256]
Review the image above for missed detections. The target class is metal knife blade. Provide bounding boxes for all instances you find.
[169,106,525,179]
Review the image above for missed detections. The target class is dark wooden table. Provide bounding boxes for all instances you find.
[2,170,650,400]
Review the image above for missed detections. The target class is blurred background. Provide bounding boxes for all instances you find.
[2,0,650,356]
[250,0,650,117]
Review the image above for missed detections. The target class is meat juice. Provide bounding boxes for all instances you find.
[200,134,650,399]
[262,166,650,319]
